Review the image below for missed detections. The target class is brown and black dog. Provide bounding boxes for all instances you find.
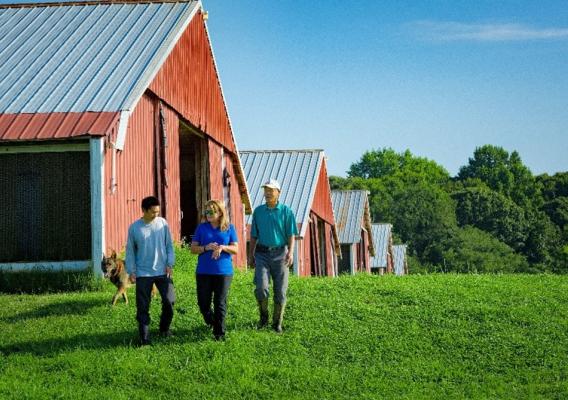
[101,251,157,306]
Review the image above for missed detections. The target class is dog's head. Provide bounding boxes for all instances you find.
[101,251,119,278]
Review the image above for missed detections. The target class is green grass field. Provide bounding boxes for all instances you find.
[1,249,567,399]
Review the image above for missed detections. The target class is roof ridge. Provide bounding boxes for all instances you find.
[0,0,195,9]
[240,149,324,153]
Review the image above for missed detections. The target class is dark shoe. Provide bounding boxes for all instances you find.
[159,330,173,338]
[272,303,286,334]
[139,324,151,345]
[257,299,269,329]
[214,334,225,341]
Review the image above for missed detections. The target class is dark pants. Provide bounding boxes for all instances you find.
[136,275,176,333]
[196,274,232,337]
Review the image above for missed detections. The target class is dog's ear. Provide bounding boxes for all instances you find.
[110,250,117,260]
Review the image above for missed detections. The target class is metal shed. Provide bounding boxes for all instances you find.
[240,149,341,277]
[393,245,408,276]
[0,0,251,273]
[331,190,375,274]
[370,223,394,275]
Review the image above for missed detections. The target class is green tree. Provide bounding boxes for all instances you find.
[457,145,540,208]
[348,148,451,185]
[440,226,529,273]
[452,185,529,252]
[537,172,568,201]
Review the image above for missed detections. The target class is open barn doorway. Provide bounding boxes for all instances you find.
[179,121,210,243]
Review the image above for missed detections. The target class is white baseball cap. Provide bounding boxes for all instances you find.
[261,178,281,191]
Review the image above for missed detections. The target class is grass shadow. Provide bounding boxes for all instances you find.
[1,298,107,323]
[0,326,213,356]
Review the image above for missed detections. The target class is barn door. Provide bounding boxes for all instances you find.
[179,122,209,242]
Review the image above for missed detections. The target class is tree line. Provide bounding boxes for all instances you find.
[330,145,568,274]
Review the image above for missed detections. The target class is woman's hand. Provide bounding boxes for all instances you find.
[212,245,224,260]
[205,242,219,251]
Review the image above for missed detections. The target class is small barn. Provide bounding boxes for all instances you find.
[331,190,375,274]
[370,223,394,275]
[0,1,251,274]
[393,245,408,276]
[240,150,341,277]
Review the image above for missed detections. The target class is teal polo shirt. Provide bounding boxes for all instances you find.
[251,202,298,247]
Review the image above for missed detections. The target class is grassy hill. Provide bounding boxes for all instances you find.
[1,249,567,399]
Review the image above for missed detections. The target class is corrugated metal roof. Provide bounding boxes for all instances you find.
[393,244,407,276]
[370,223,392,268]
[331,190,369,244]
[240,149,324,235]
[0,1,199,115]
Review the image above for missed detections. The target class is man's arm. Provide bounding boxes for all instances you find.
[248,237,257,267]
[125,226,137,283]
[286,235,295,266]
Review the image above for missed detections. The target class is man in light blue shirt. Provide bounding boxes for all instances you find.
[249,179,298,333]
[126,196,175,345]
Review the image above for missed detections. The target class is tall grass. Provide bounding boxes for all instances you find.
[0,247,567,399]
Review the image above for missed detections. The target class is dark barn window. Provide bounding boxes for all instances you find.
[0,150,91,262]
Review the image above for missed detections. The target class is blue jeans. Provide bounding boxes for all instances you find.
[254,247,289,304]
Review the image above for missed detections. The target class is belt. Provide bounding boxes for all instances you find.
[256,244,286,252]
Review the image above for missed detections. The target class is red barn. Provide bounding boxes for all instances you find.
[240,150,341,277]
[0,1,251,273]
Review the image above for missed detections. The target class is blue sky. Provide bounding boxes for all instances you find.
[1,1,567,177]
[204,0,568,177]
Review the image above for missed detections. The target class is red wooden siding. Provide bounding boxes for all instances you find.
[208,140,224,201]
[310,158,335,224]
[224,151,247,267]
[149,11,235,154]
[161,102,182,241]
[104,94,156,253]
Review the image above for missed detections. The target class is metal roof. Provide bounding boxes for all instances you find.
[370,223,392,268]
[393,244,407,276]
[331,190,370,244]
[240,149,324,236]
[0,1,199,115]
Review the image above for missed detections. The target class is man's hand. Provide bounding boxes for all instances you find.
[165,267,172,279]
[129,273,136,284]
[285,251,294,267]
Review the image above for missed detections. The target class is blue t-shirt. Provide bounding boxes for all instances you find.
[193,223,238,275]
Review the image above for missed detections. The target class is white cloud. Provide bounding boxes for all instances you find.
[408,21,568,42]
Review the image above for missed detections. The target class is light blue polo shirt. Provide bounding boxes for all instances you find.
[251,202,298,247]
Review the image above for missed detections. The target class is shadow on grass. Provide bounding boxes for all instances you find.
[1,298,108,323]
[0,325,214,356]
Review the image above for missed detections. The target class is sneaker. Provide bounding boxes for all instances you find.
[214,334,225,341]
[159,330,173,338]
[140,338,152,346]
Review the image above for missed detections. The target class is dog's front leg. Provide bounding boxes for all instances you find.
[111,291,120,306]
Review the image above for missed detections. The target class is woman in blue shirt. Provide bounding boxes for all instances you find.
[191,200,238,340]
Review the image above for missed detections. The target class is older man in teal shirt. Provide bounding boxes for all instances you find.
[249,178,298,333]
